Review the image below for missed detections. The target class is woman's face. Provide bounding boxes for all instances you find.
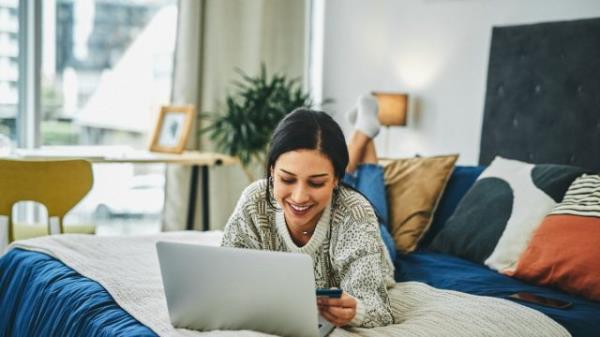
[271,149,338,230]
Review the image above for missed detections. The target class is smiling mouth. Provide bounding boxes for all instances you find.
[288,202,313,214]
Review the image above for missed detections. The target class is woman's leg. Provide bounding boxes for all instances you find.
[343,96,396,260]
[347,134,385,220]
[354,162,388,226]
[352,161,397,262]
[346,94,380,173]
[346,131,371,173]
[362,138,378,164]
[344,95,385,216]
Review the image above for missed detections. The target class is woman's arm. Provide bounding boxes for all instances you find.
[332,219,395,328]
[221,183,263,250]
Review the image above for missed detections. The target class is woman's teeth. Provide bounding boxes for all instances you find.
[290,203,310,212]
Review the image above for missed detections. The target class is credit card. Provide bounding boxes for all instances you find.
[316,288,342,298]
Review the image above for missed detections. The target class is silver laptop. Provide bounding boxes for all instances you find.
[156,241,336,337]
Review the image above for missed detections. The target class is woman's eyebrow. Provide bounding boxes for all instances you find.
[279,168,329,178]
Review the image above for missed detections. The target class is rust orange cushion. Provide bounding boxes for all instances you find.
[509,174,600,301]
[510,215,600,301]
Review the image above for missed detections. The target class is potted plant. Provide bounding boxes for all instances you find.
[200,65,323,181]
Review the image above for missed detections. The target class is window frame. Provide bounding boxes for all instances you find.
[17,0,41,149]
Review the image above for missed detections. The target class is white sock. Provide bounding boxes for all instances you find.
[355,94,380,138]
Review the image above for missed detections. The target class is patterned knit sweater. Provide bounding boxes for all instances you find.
[221,179,395,328]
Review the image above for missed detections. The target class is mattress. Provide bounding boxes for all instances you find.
[395,250,600,337]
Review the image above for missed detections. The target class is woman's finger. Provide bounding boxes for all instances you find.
[318,291,358,326]
[340,292,357,308]
[321,304,355,326]
[318,297,343,307]
[320,309,342,326]
[327,305,355,320]
[318,296,356,308]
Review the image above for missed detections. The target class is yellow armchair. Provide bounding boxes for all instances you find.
[0,159,95,243]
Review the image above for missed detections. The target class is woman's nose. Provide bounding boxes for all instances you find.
[291,185,310,203]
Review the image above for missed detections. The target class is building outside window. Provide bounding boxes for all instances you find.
[5,0,179,235]
[0,0,19,142]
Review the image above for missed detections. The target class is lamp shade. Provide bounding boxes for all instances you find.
[373,92,408,126]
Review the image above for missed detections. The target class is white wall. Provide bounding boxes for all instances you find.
[321,0,600,164]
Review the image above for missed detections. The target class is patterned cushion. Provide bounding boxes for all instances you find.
[383,154,458,254]
[420,165,485,248]
[510,174,600,301]
[429,156,586,272]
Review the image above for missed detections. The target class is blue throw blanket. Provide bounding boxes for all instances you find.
[0,248,156,337]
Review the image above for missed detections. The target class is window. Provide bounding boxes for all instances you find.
[12,0,179,234]
[41,0,177,148]
[0,0,19,144]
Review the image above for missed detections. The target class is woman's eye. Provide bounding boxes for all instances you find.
[278,177,324,188]
[280,178,295,185]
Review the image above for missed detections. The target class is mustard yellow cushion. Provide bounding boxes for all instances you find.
[383,154,458,253]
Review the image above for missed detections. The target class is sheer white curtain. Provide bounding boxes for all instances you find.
[163,0,307,231]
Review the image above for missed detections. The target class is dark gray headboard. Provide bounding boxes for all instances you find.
[479,17,600,172]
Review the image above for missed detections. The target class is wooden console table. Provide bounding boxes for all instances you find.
[7,146,237,231]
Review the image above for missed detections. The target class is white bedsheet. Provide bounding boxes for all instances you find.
[10,232,570,337]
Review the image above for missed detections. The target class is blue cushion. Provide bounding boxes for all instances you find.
[420,165,485,248]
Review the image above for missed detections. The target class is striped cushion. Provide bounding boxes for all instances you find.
[510,174,600,301]
[550,174,600,217]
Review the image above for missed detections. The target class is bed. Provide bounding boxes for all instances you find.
[396,248,600,337]
[404,16,600,337]
[2,17,600,337]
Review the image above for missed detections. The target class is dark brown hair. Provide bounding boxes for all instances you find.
[265,108,349,207]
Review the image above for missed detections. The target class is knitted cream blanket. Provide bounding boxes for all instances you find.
[10,232,570,337]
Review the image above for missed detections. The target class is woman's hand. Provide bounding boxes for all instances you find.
[317,291,357,327]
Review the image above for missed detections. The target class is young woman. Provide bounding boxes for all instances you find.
[221,96,395,328]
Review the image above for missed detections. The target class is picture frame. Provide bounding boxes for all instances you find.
[149,105,196,154]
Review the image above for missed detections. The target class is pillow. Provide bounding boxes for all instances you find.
[509,174,600,301]
[420,165,485,248]
[429,156,587,272]
[383,154,458,253]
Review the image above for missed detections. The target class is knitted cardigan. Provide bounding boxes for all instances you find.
[221,179,395,328]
